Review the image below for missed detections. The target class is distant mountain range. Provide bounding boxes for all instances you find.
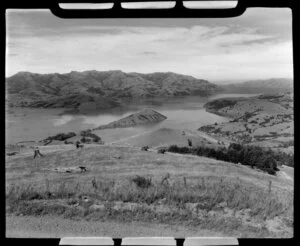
[5,70,218,109]
[219,78,293,94]
[5,70,293,109]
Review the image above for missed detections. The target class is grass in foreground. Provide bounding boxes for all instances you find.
[5,145,293,237]
[6,174,293,237]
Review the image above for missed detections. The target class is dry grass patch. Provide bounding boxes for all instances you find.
[6,145,293,237]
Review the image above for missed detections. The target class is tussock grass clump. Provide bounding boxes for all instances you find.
[141,146,149,151]
[157,149,166,154]
[131,175,152,189]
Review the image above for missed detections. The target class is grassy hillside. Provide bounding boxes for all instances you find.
[6,70,218,109]
[200,93,294,154]
[6,144,293,237]
[110,128,219,148]
[93,109,167,130]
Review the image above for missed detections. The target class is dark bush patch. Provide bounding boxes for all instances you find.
[157,149,166,154]
[258,94,283,100]
[64,140,73,144]
[213,128,221,134]
[81,137,92,143]
[45,132,76,142]
[167,143,285,175]
[80,130,103,143]
[205,99,237,111]
[141,146,149,151]
[132,176,152,189]
[198,125,215,132]
[7,152,18,156]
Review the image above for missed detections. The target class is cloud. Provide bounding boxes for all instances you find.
[142,51,157,55]
[5,8,293,81]
[7,53,18,57]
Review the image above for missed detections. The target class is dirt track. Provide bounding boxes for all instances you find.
[6,215,225,238]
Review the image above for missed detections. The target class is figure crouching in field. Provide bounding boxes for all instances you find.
[76,141,84,149]
[33,146,44,159]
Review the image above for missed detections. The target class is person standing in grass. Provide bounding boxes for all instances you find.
[76,141,84,149]
[33,146,44,159]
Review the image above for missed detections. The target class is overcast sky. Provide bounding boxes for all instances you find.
[6,8,293,82]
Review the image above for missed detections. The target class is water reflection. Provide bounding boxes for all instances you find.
[52,115,74,126]
[6,94,258,144]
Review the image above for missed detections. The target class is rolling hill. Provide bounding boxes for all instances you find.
[93,109,167,130]
[6,70,219,109]
[219,78,293,94]
[199,92,294,154]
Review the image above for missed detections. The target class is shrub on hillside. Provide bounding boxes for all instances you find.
[214,150,229,162]
[187,139,192,147]
[180,147,192,154]
[198,125,215,132]
[261,168,276,175]
[45,132,76,141]
[272,151,294,167]
[257,155,279,171]
[141,146,149,151]
[206,99,237,110]
[168,145,179,153]
[131,175,152,189]
[157,149,166,154]
[167,143,280,175]
[64,140,73,144]
[81,137,92,143]
[80,130,103,143]
[286,154,294,167]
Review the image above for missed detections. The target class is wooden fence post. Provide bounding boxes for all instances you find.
[45,177,50,192]
[268,180,272,193]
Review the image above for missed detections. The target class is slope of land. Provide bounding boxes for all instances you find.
[220,78,293,94]
[199,92,294,153]
[6,144,293,238]
[6,70,218,110]
[93,109,167,130]
[110,127,221,148]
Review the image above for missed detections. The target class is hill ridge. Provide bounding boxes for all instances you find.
[93,108,167,130]
[6,70,218,109]
[220,78,293,94]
